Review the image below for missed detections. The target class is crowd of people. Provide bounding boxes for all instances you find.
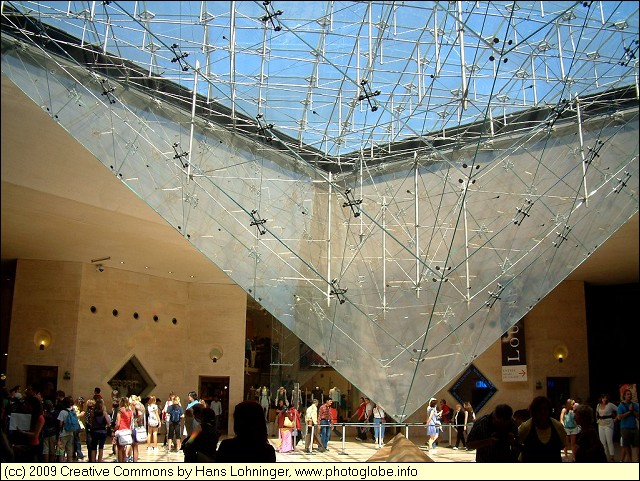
[463,391,638,463]
[1,385,226,463]
[1,383,637,463]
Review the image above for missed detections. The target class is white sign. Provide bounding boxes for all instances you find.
[502,365,528,382]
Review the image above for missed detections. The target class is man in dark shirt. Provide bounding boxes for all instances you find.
[466,404,519,462]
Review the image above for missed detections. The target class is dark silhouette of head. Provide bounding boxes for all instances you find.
[528,396,553,428]
[232,400,268,442]
[200,407,217,430]
[191,403,205,420]
[491,403,514,430]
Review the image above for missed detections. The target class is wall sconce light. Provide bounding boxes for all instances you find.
[209,346,223,364]
[34,329,52,351]
[553,344,569,363]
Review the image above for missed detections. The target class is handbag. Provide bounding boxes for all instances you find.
[116,429,133,446]
[133,426,147,443]
[133,409,147,443]
[284,416,294,428]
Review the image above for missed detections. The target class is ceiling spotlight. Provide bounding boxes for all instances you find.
[96,264,105,272]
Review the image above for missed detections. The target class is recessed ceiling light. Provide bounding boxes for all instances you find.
[168,271,172,274]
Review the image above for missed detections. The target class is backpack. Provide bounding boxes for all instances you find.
[63,409,81,432]
[92,413,107,431]
[43,409,59,437]
[170,405,182,423]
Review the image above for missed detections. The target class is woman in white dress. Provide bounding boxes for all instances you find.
[595,393,618,462]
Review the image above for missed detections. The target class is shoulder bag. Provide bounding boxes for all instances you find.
[115,409,133,446]
[133,410,147,443]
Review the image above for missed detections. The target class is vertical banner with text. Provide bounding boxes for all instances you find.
[501,319,527,382]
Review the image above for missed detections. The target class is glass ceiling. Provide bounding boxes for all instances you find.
[3,1,638,165]
[1,1,638,419]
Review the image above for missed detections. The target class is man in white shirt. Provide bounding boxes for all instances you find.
[210,395,222,434]
[304,399,325,453]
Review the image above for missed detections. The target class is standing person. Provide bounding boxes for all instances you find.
[466,403,519,462]
[439,399,451,445]
[452,403,468,450]
[288,403,302,448]
[371,403,386,448]
[573,404,607,462]
[87,399,110,462]
[617,388,639,463]
[518,396,566,462]
[463,401,476,432]
[109,390,119,457]
[40,400,59,462]
[182,407,218,462]
[304,399,325,453]
[146,395,160,452]
[318,399,333,451]
[276,404,294,453]
[352,397,368,441]
[82,398,96,461]
[364,398,374,442]
[215,401,276,462]
[184,391,200,438]
[560,398,580,461]
[425,398,440,452]
[57,396,79,463]
[114,397,133,463]
[440,399,452,424]
[129,395,145,462]
[72,397,86,461]
[161,392,175,448]
[210,395,222,434]
[595,393,618,462]
[167,396,184,452]
[16,395,44,461]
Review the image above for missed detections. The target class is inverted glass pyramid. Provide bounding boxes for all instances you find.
[2,1,638,419]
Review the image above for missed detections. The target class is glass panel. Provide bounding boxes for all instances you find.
[448,364,497,414]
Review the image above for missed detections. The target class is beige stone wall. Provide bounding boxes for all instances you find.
[7,259,246,431]
[7,259,590,428]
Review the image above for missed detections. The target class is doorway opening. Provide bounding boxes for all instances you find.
[547,377,571,419]
[25,365,58,401]
[199,376,230,435]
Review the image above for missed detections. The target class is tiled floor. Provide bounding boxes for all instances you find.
[271,437,476,463]
[89,434,476,463]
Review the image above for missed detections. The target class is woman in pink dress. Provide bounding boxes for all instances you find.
[277,407,295,453]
